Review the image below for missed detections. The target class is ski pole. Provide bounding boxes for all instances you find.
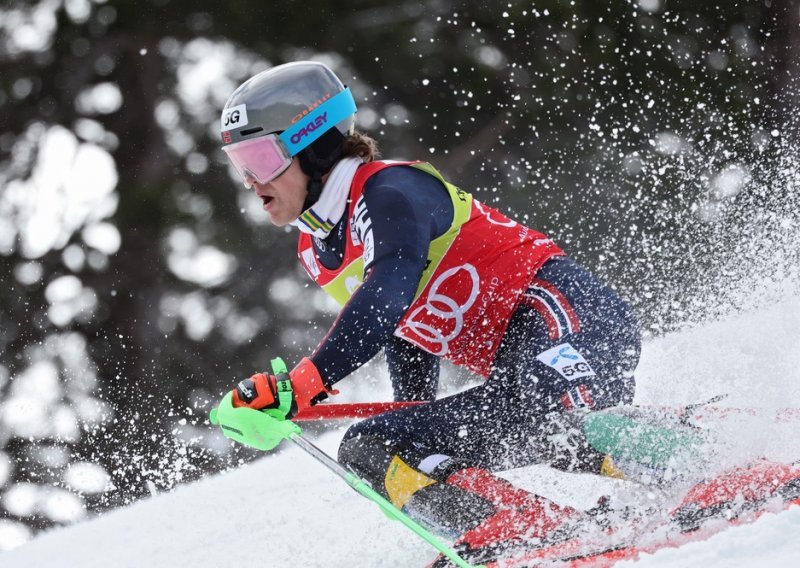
[209,382,483,567]
[287,432,483,568]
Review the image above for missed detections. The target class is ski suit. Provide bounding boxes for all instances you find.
[299,161,641,537]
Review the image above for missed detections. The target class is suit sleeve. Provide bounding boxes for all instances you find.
[310,182,432,387]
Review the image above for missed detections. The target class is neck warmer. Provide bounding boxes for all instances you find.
[291,157,363,238]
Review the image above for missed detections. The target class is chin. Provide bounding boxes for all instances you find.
[268,211,297,227]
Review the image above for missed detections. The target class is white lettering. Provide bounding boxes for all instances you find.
[352,196,374,267]
[237,381,254,399]
[301,248,321,278]
[476,276,502,321]
[399,264,480,356]
[475,200,517,227]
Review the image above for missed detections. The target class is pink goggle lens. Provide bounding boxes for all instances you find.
[222,135,292,187]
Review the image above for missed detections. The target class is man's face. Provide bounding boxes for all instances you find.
[245,158,308,226]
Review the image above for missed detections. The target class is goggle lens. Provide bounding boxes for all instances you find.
[222,134,292,187]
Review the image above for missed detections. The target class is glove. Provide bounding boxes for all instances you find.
[232,357,335,417]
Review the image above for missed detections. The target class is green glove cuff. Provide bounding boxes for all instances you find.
[269,357,294,418]
[209,356,301,451]
[270,357,288,374]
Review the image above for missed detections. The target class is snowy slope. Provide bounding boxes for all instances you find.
[2,289,799,568]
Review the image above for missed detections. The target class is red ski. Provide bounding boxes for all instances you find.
[473,460,800,568]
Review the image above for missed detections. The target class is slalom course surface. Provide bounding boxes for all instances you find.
[2,296,799,568]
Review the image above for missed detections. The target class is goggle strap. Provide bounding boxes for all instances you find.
[279,88,356,156]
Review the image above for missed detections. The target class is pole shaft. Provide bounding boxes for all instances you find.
[288,434,482,568]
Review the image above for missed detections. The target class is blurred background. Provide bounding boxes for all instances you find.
[0,0,798,551]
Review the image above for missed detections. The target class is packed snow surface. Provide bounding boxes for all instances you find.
[2,289,799,567]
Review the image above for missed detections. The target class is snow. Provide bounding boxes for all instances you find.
[623,506,800,568]
[2,287,798,566]
[1,432,431,568]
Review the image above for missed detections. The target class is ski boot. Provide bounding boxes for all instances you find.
[426,468,583,567]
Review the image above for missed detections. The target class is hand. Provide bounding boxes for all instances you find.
[232,357,334,418]
[232,372,284,412]
[209,357,335,452]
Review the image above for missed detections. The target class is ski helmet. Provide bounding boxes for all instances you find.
[220,61,357,208]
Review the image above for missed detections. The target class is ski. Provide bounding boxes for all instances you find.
[484,496,800,567]
[467,460,800,568]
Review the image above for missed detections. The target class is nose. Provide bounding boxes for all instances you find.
[243,172,257,189]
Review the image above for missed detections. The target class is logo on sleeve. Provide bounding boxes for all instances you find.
[352,196,374,267]
[536,343,596,381]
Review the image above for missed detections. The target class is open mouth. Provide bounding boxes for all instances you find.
[261,195,274,206]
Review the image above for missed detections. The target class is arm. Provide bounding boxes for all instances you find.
[227,225,425,415]
[311,183,431,387]
[230,167,451,415]
[386,334,440,402]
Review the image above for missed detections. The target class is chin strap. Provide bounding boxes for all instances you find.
[298,128,346,211]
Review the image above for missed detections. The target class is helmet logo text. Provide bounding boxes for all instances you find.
[220,104,249,132]
[290,112,328,145]
[291,93,332,124]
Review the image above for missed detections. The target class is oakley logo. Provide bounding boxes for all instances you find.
[290,113,328,145]
[220,104,248,131]
[400,264,480,356]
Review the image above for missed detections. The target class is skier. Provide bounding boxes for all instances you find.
[218,61,641,562]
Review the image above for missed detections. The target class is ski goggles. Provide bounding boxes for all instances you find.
[222,87,357,187]
[222,134,292,187]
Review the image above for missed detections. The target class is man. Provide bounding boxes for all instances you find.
[218,61,640,563]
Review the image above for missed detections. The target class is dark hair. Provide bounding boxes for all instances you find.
[341,130,380,162]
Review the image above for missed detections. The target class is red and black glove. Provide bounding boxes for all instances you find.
[232,357,335,417]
